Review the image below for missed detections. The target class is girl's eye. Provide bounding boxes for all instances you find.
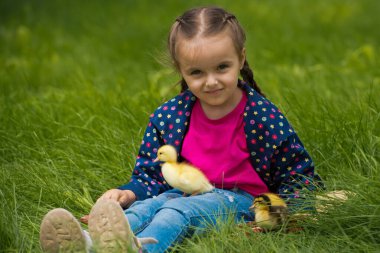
[218,64,229,71]
[190,70,201,75]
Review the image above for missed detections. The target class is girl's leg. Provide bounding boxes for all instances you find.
[39,189,253,253]
[137,188,254,253]
[39,190,182,253]
[125,189,183,233]
[87,190,183,252]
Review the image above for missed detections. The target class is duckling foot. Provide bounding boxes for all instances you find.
[252,226,264,233]
[190,191,200,196]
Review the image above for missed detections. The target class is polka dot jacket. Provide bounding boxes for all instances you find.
[119,83,323,203]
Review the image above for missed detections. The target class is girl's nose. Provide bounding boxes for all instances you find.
[205,75,218,87]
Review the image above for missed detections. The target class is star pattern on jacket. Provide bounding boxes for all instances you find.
[119,83,323,202]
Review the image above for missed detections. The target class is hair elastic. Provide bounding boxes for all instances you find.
[176,17,184,24]
[225,14,236,22]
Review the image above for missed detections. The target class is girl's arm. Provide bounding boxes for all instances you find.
[116,91,194,201]
[270,134,323,203]
[117,118,172,201]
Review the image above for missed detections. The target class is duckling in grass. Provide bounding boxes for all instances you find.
[154,145,214,196]
[249,192,288,231]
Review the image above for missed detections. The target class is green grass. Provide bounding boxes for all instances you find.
[1,0,379,252]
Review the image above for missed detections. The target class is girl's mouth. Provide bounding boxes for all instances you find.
[205,88,223,94]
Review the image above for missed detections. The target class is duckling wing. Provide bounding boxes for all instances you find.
[255,209,278,230]
[179,164,213,193]
[270,194,287,206]
[178,177,192,190]
[177,167,199,193]
[269,205,288,224]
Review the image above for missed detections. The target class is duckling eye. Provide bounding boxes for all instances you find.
[254,197,265,204]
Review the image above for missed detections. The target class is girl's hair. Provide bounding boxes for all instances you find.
[168,6,264,96]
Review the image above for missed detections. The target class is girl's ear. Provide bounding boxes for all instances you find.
[240,48,246,70]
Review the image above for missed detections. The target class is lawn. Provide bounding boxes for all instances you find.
[1,0,379,252]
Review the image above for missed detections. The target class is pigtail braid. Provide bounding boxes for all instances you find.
[240,60,265,97]
[180,78,188,92]
[223,14,236,23]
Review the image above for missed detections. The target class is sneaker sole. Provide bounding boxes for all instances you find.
[88,199,136,252]
[40,208,87,253]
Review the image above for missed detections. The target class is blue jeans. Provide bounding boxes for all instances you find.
[124,188,255,253]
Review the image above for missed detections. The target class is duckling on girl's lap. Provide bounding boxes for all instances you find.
[154,145,214,196]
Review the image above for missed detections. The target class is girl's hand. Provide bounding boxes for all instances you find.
[97,189,137,208]
[79,189,136,225]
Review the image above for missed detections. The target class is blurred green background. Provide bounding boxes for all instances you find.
[1,0,379,252]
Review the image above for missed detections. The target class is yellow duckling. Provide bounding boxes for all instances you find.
[154,145,214,196]
[249,193,288,231]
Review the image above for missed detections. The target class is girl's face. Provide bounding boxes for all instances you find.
[177,30,245,117]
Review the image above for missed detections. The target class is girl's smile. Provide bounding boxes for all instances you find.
[206,89,222,94]
[177,29,246,120]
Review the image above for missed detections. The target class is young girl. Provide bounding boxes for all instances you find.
[40,6,322,253]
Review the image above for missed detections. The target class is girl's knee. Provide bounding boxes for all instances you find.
[159,198,192,216]
[156,206,188,220]
[147,207,190,237]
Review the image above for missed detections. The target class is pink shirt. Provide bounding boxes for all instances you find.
[181,91,268,197]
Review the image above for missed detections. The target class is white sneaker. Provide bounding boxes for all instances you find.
[88,199,140,253]
[40,208,88,253]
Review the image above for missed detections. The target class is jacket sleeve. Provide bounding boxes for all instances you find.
[270,133,323,206]
[118,117,172,200]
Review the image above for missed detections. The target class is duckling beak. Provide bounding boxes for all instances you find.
[251,201,261,210]
[153,157,159,163]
